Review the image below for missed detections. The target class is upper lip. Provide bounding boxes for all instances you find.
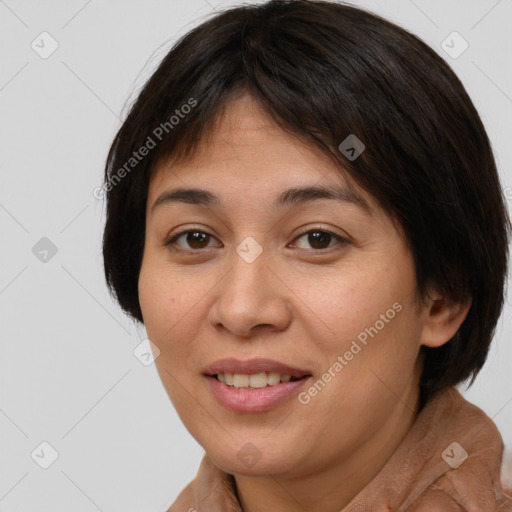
[203,358,312,378]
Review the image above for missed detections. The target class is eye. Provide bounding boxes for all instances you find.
[290,228,347,252]
[165,227,348,254]
[165,229,221,253]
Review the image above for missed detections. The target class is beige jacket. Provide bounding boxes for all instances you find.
[168,387,512,511]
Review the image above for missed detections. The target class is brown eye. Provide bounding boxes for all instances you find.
[306,231,333,250]
[291,229,347,252]
[184,231,210,249]
[166,230,220,252]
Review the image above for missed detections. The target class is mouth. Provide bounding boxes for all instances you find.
[202,358,313,411]
[203,357,312,385]
[213,371,308,389]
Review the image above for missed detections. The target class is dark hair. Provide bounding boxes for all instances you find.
[102,0,510,404]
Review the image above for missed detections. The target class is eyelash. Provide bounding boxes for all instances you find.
[164,226,349,255]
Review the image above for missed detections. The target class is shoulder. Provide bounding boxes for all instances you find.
[405,488,465,511]
[404,478,512,512]
[165,480,196,512]
[404,388,512,511]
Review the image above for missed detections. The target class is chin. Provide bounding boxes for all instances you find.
[206,442,300,477]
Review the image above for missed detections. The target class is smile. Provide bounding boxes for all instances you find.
[216,372,302,388]
[202,358,313,412]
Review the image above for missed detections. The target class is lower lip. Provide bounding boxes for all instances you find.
[204,375,312,412]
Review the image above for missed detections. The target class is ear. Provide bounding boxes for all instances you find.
[419,293,472,349]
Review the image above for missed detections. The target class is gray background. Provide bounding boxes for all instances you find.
[1,0,511,510]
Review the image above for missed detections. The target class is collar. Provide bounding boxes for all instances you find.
[168,387,512,511]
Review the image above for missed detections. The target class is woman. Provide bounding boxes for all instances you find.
[101,0,512,510]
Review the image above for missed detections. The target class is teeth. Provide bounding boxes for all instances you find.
[249,373,267,388]
[267,372,281,385]
[233,374,249,387]
[215,372,301,388]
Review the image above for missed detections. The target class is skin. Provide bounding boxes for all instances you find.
[138,93,470,512]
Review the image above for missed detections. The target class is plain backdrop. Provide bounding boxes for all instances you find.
[1,0,511,510]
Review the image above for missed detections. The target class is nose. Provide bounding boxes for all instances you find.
[207,244,292,338]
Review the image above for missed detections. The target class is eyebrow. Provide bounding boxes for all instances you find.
[151,184,372,214]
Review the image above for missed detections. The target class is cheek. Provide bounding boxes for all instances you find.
[304,258,422,396]
[304,262,413,347]
[300,308,423,447]
[138,265,168,334]
[138,257,190,332]
[139,264,207,417]
[138,260,214,374]
[138,262,184,361]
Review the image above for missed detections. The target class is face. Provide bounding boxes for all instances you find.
[138,94,430,480]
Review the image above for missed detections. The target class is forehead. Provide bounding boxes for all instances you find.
[147,94,377,215]
[151,95,323,180]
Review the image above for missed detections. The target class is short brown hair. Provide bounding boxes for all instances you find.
[102,0,511,404]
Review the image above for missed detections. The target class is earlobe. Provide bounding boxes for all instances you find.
[419,295,472,349]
